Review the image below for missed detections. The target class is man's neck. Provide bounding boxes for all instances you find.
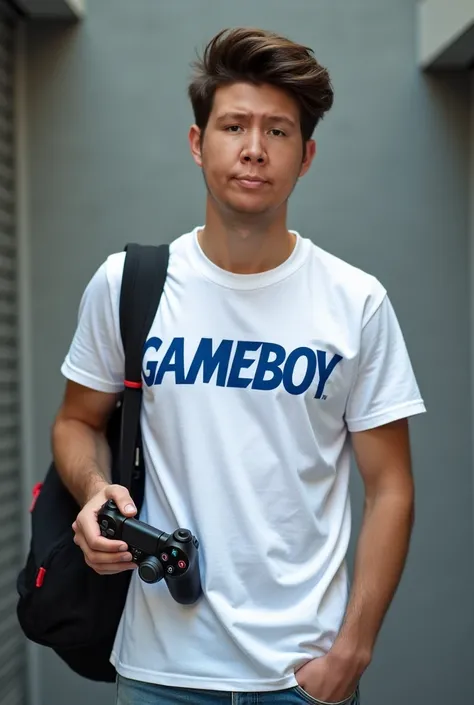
[198,204,296,275]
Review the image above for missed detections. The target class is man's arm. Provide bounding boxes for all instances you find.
[332,417,414,665]
[52,380,138,575]
[52,380,119,506]
[295,417,415,701]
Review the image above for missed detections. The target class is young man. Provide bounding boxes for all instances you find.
[53,27,425,705]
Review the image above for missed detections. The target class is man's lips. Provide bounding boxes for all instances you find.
[234,176,269,189]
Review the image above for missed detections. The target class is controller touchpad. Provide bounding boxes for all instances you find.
[122,520,160,555]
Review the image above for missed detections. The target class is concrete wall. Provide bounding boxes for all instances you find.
[23,1,473,703]
[418,0,474,69]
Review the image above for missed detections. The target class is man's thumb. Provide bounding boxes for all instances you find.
[107,485,137,516]
[122,500,137,516]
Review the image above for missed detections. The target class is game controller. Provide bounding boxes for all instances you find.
[97,500,202,605]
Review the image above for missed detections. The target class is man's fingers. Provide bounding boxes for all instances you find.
[76,514,128,552]
[86,550,133,565]
[105,484,137,517]
[76,533,134,565]
[85,559,138,575]
[74,530,128,555]
[89,535,129,552]
[74,529,135,573]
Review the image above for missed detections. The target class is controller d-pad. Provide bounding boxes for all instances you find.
[100,529,107,537]
[106,528,115,537]
[101,520,108,529]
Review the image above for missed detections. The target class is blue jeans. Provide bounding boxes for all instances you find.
[116,676,360,705]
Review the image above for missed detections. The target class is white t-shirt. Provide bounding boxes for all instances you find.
[61,227,425,692]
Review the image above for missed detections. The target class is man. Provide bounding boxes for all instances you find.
[53,27,425,705]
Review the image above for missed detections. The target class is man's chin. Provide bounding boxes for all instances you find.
[225,199,274,217]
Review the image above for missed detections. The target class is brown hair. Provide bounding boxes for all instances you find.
[188,27,334,143]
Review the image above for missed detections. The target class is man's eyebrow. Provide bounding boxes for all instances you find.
[215,112,297,127]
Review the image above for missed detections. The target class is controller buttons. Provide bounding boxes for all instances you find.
[171,548,178,558]
[178,560,187,570]
[166,566,175,575]
[161,553,169,562]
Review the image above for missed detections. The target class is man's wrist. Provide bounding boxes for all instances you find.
[327,636,372,677]
[82,474,109,506]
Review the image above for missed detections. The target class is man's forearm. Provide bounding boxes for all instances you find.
[52,417,111,507]
[331,488,414,668]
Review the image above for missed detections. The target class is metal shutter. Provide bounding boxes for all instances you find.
[0,2,25,704]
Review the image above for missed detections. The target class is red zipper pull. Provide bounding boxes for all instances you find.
[29,483,43,513]
[36,567,46,588]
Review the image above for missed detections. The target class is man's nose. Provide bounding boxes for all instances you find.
[240,130,266,164]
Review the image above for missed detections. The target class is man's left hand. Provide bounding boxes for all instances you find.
[295,651,362,704]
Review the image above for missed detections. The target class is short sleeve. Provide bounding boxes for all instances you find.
[60,254,126,393]
[345,294,426,432]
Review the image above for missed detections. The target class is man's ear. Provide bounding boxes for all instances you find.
[189,125,203,168]
[299,139,316,178]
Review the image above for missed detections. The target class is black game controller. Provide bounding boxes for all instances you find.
[97,500,202,605]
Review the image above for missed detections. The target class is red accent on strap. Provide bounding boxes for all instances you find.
[124,380,142,389]
[30,482,43,513]
[36,567,46,588]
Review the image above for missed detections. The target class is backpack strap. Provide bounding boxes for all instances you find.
[117,243,169,492]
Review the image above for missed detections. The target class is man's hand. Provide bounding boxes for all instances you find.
[295,650,362,704]
[72,483,138,575]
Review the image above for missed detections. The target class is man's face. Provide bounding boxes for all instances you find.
[189,82,316,218]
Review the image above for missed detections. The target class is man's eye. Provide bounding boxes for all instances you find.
[226,125,242,133]
[270,129,285,137]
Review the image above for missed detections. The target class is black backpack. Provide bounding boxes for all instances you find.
[16,243,169,682]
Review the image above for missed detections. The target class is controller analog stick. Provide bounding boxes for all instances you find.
[138,556,165,584]
[174,529,192,542]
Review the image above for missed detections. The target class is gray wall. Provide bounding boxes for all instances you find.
[23,1,473,704]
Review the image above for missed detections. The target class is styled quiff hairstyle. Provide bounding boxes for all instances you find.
[188,27,334,143]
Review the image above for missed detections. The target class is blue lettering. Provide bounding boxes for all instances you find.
[155,337,185,385]
[227,341,262,388]
[252,343,285,391]
[143,336,343,397]
[142,337,162,387]
[314,351,342,399]
[184,338,233,386]
[283,347,317,395]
